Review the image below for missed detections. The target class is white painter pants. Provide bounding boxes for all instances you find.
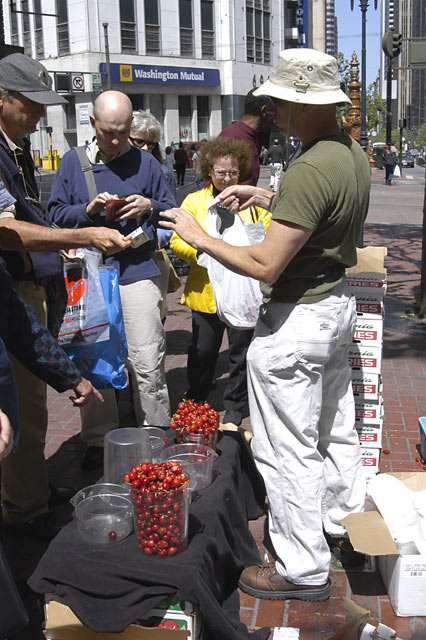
[269,163,283,192]
[247,280,366,585]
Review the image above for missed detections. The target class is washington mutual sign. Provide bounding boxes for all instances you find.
[99,63,220,86]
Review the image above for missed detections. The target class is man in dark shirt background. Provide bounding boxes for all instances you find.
[174,142,189,186]
[219,88,272,186]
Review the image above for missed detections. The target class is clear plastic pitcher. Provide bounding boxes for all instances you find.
[103,427,152,485]
[70,483,133,544]
[161,443,217,491]
[140,426,168,462]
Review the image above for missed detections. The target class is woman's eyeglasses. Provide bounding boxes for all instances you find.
[129,137,156,150]
[213,169,239,178]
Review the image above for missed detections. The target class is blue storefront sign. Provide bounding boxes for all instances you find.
[294,0,309,48]
[99,63,220,86]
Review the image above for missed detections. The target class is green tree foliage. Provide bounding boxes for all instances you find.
[415,123,426,148]
[337,52,352,88]
[366,85,386,132]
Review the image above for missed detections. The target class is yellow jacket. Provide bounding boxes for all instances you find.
[170,184,271,314]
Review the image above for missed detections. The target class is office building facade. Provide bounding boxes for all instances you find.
[2,0,325,157]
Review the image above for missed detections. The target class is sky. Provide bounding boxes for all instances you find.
[334,2,382,87]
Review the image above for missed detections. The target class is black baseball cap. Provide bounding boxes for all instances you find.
[0,53,67,104]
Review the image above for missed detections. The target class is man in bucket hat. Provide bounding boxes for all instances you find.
[0,54,129,540]
[161,48,370,601]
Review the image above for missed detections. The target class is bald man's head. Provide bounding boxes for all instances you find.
[93,90,133,121]
[90,91,134,159]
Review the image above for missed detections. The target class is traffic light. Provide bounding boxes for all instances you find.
[392,31,402,57]
[382,30,402,58]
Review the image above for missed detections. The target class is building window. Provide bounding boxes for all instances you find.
[21,0,31,56]
[179,0,193,57]
[65,95,76,131]
[120,0,136,53]
[144,0,160,54]
[34,0,44,58]
[197,96,209,138]
[10,1,19,47]
[246,0,270,64]
[56,0,70,56]
[201,0,214,59]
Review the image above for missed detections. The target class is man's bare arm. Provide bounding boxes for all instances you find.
[160,210,312,284]
[0,218,131,255]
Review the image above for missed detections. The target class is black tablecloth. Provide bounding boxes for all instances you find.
[29,431,269,640]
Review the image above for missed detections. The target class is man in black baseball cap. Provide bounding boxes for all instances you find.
[0,54,130,541]
[0,53,67,105]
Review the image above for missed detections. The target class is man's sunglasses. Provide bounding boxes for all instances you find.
[129,137,156,150]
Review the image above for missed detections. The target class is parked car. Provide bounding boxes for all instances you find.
[401,153,414,168]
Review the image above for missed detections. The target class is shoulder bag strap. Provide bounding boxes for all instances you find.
[250,206,259,224]
[73,147,97,201]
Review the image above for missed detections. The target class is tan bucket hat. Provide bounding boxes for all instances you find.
[253,48,351,106]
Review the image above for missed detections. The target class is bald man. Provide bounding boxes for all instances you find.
[48,91,176,467]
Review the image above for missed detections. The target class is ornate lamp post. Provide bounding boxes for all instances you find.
[350,0,378,152]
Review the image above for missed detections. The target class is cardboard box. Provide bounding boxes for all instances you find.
[351,372,381,401]
[348,345,382,375]
[347,276,386,288]
[419,416,426,460]
[354,295,385,318]
[353,317,383,348]
[346,247,387,282]
[355,400,384,425]
[360,447,380,477]
[346,247,387,319]
[343,472,426,617]
[44,601,190,639]
[138,597,199,639]
[356,422,383,449]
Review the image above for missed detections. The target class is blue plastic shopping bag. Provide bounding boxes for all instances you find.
[65,266,128,389]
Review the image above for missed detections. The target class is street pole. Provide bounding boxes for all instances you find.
[386,56,393,145]
[360,3,368,151]
[102,22,111,91]
[350,0,378,153]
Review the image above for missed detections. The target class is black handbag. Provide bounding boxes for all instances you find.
[0,542,29,637]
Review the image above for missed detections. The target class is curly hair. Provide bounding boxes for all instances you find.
[198,136,250,182]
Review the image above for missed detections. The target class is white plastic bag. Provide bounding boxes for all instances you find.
[393,163,401,178]
[201,204,264,330]
[57,248,110,346]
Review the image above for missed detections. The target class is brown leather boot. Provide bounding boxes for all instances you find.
[239,562,330,601]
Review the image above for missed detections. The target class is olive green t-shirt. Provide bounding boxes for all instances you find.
[261,132,371,304]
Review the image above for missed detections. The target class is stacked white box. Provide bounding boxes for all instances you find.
[346,248,387,479]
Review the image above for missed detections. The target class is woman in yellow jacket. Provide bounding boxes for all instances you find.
[170,137,271,427]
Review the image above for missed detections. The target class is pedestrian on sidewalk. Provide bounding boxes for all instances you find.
[174,142,189,186]
[170,136,271,428]
[161,48,369,601]
[129,109,176,322]
[0,54,128,540]
[48,91,175,470]
[219,88,272,186]
[384,144,397,185]
[266,138,285,191]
